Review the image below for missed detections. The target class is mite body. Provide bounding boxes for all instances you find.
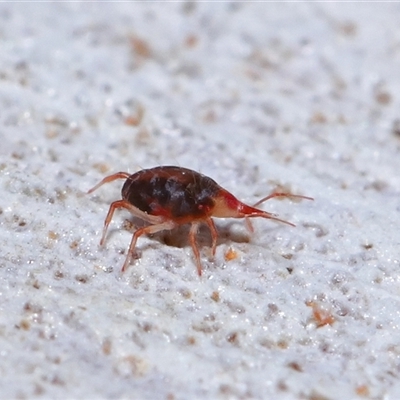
[88,166,312,276]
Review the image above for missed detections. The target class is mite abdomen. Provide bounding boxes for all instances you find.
[121,166,219,220]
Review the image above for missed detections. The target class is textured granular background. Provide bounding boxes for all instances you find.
[0,3,400,399]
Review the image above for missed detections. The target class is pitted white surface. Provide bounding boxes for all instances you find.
[0,3,400,399]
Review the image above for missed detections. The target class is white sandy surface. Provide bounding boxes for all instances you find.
[1,2,400,399]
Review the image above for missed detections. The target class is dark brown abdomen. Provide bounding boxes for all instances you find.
[121,166,219,220]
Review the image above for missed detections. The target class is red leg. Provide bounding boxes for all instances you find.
[189,222,202,276]
[88,172,131,194]
[122,220,176,272]
[245,217,254,233]
[252,192,313,208]
[247,192,313,229]
[100,200,133,246]
[206,218,218,256]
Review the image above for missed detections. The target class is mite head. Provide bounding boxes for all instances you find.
[211,188,295,226]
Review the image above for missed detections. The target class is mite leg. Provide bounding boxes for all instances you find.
[246,192,313,231]
[245,209,293,232]
[99,200,133,246]
[245,217,255,234]
[205,217,218,256]
[87,172,131,194]
[252,192,313,208]
[189,222,202,276]
[122,220,176,272]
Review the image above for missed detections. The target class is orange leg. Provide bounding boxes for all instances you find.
[87,172,131,194]
[206,217,218,256]
[252,192,313,208]
[246,192,313,232]
[245,217,255,234]
[122,220,176,272]
[189,222,202,276]
[100,200,134,246]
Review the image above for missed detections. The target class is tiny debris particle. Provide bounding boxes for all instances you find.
[310,111,328,124]
[187,336,196,345]
[210,291,220,302]
[75,274,89,284]
[54,270,64,280]
[124,104,144,126]
[20,319,30,330]
[224,247,238,261]
[102,338,112,355]
[281,253,293,260]
[93,162,110,174]
[277,339,288,349]
[179,288,192,299]
[48,230,59,240]
[392,119,400,138]
[69,240,79,250]
[184,34,198,48]
[355,385,370,397]
[32,280,40,289]
[375,90,392,105]
[130,35,151,59]
[362,243,373,250]
[226,331,239,344]
[307,301,335,327]
[338,21,357,37]
[287,361,303,372]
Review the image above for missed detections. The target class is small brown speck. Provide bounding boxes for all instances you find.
[226,331,239,344]
[102,338,112,355]
[277,380,288,391]
[338,21,357,37]
[185,34,198,48]
[48,231,59,240]
[54,270,64,280]
[69,240,79,250]
[375,90,392,105]
[310,111,327,124]
[134,127,151,146]
[277,339,288,349]
[362,243,373,250]
[46,128,58,139]
[210,291,220,302]
[179,288,192,299]
[34,384,44,396]
[32,280,40,289]
[23,302,42,313]
[287,361,303,372]
[130,36,151,59]
[51,375,65,386]
[187,336,196,345]
[201,109,217,123]
[124,104,144,126]
[12,151,24,160]
[365,179,388,192]
[20,319,30,330]
[224,247,238,261]
[75,274,89,284]
[392,119,400,138]
[122,219,136,233]
[93,163,110,174]
[307,301,335,327]
[356,385,370,397]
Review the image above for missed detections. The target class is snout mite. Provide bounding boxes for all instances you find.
[88,166,312,276]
